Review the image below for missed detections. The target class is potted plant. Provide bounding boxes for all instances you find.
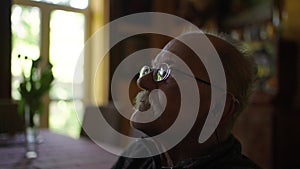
[17,55,54,158]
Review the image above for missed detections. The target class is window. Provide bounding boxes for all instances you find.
[11,5,41,99]
[11,0,89,138]
[31,0,88,9]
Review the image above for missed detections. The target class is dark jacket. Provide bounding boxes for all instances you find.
[111,135,261,169]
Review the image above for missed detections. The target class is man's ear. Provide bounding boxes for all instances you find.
[218,94,237,125]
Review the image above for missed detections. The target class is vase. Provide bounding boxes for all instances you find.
[24,104,40,159]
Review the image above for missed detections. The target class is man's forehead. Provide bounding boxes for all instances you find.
[152,49,178,66]
[151,35,210,81]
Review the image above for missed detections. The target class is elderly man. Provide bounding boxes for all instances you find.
[111,32,261,169]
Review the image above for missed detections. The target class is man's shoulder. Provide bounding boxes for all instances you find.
[213,154,262,169]
[220,135,262,169]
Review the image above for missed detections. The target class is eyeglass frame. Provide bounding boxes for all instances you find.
[138,63,239,104]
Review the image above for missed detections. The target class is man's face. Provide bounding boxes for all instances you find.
[130,49,182,136]
[130,39,212,137]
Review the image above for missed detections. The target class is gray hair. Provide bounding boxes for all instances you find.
[205,31,257,115]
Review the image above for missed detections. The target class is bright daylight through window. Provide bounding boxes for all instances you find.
[11,0,89,138]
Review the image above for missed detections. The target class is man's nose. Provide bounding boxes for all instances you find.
[137,71,157,91]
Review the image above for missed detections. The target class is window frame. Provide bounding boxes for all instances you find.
[12,0,91,129]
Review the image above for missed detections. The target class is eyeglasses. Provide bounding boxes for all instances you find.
[139,63,210,84]
[138,63,239,104]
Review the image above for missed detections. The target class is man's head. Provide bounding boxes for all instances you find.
[130,31,256,141]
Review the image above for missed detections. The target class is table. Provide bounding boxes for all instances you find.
[0,130,119,169]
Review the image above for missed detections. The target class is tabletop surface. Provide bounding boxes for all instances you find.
[0,130,119,169]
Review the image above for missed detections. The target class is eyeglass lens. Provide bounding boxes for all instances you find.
[139,66,151,78]
[139,64,170,82]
